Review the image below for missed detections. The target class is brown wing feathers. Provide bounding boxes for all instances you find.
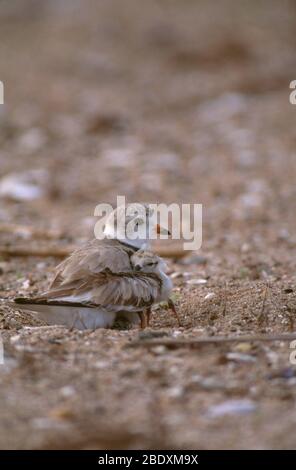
[45,270,162,308]
[14,239,162,310]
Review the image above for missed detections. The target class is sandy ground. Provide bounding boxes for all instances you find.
[0,0,296,449]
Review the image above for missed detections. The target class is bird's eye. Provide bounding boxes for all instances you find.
[134,218,144,227]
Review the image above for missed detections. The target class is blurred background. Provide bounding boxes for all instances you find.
[1,0,296,241]
[1,0,296,450]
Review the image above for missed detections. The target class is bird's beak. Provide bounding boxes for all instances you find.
[156,223,171,235]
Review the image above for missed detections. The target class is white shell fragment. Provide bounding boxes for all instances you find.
[207,399,257,418]
[0,169,48,201]
[186,279,208,285]
[204,292,216,300]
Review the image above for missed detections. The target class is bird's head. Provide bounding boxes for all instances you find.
[131,250,167,273]
[103,203,170,249]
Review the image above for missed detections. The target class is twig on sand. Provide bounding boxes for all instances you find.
[0,246,75,258]
[0,223,63,240]
[127,332,296,349]
[0,244,188,259]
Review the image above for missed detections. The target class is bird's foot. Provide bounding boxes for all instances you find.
[138,311,148,329]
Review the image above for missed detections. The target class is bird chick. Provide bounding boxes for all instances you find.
[130,250,181,327]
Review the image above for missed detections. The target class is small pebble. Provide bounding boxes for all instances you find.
[94,360,109,369]
[171,272,183,279]
[226,352,256,363]
[234,342,252,353]
[167,386,184,399]
[207,399,257,417]
[241,243,250,253]
[186,279,207,285]
[60,386,76,398]
[151,345,167,355]
[22,279,30,290]
[17,128,47,152]
[204,292,215,300]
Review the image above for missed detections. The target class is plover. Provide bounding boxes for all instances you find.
[130,250,181,327]
[12,203,171,330]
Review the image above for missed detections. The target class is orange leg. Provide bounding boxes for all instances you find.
[167,298,182,327]
[138,310,148,329]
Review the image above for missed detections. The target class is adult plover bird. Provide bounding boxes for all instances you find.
[12,203,170,330]
[130,250,181,328]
